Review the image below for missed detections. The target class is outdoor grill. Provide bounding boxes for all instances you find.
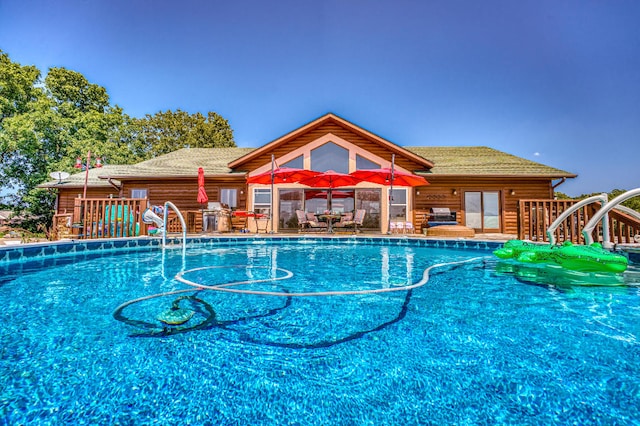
[202,202,230,232]
[428,207,457,226]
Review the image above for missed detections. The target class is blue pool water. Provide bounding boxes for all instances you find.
[1,239,640,425]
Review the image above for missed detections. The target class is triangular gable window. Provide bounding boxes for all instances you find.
[281,155,303,169]
[356,154,380,170]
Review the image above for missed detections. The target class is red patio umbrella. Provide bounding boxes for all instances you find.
[247,167,321,185]
[298,170,362,213]
[350,154,428,234]
[246,155,323,233]
[197,167,208,205]
[298,170,362,189]
[350,168,429,187]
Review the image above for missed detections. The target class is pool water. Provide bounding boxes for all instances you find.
[1,241,640,424]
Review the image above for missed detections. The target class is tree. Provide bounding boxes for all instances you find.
[0,51,41,123]
[555,189,640,212]
[136,109,235,157]
[0,55,137,229]
[0,50,236,232]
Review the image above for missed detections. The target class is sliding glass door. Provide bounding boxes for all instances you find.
[464,191,500,232]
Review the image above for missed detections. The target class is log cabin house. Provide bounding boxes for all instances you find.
[40,113,576,238]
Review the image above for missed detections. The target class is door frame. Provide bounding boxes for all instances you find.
[463,190,502,233]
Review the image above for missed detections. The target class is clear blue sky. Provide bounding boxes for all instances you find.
[1,0,639,196]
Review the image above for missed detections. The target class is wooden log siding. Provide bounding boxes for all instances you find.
[121,179,247,212]
[518,199,640,244]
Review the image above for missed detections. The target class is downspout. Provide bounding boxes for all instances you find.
[552,177,566,190]
[107,178,122,192]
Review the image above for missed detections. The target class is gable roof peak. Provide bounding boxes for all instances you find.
[228,113,434,169]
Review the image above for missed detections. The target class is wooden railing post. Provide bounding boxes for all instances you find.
[518,198,640,244]
[63,197,150,240]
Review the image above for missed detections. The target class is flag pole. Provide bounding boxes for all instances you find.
[387,154,395,234]
[270,154,275,234]
[82,150,92,199]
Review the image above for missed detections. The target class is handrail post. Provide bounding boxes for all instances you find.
[163,201,187,252]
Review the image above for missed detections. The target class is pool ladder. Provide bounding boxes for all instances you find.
[162,201,187,250]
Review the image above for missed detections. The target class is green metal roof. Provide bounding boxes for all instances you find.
[405,146,575,177]
[40,145,574,188]
[39,148,255,187]
[39,165,133,188]
[106,147,255,178]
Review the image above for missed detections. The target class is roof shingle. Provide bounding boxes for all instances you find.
[39,145,575,188]
[406,146,575,177]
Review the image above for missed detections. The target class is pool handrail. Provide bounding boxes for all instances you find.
[162,201,187,249]
[582,188,640,247]
[546,193,609,246]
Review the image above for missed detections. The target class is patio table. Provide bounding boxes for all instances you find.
[318,214,342,233]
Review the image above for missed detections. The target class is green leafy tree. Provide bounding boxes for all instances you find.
[136,109,235,157]
[0,50,41,122]
[555,189,640,212]
[1,50,236,232]
[0,54,136,229]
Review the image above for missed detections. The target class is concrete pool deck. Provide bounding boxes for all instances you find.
[0,231,518,246]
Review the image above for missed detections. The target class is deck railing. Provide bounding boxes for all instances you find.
[518,199,640,244]
[607,209,640,245]
[53,198,150,239]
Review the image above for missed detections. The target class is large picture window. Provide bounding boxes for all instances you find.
[279,189,304,230]
[310,142,349,173]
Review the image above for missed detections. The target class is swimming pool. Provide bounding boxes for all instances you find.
[1,237,639,424]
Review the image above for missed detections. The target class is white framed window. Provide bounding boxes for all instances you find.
[390,188,407,220]
[253,188,271,215]
[131,189,148,199]
[220,189,238,209]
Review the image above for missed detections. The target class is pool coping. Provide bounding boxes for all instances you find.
[0,235,505,265]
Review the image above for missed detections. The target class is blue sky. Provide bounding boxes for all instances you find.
[1,0,639,196]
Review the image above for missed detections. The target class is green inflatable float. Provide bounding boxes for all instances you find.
[493,240,628,273]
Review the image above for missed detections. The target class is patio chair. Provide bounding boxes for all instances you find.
[295,210,309,231]
[352,209,366,233]
[334,212,354,232]
[390,221,404,233]
[404,222,414,234]
[336,209,365,233]
[296,210,327,232]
